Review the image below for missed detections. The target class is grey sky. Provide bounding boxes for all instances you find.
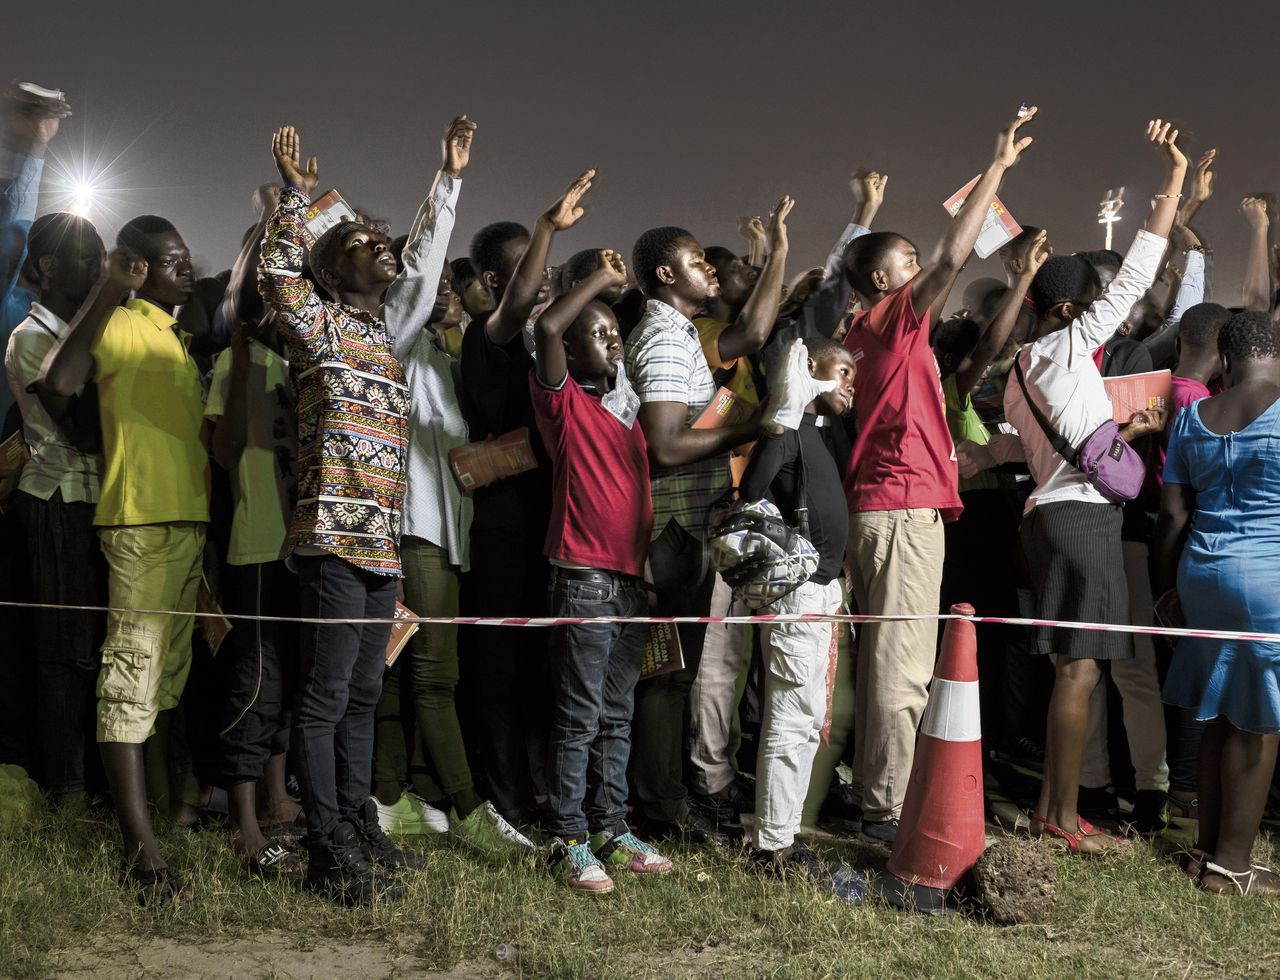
[8,0,1278,299]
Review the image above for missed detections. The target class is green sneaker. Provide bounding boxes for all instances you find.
[374,792,445,836]
[549,839,614,893]
[449,801,534,859]
[590,827,674,875]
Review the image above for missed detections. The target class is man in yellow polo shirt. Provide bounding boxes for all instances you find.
[39,214,209,906]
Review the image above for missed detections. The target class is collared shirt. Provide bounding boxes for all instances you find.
[3,302,101,502]
[259,184,410,577]
[90,298,210,526]
[0,152,44,428]
[1004,229,1166,513]
[382,172,472,571]
[626,298,729,541]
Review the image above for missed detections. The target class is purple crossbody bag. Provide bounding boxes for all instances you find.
[1013,357,1144,503]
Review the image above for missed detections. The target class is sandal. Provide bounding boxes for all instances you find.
[126,866,194,906]
[245,840,304,877]
[1200,861,1280,897]
[1031,813,1128,856]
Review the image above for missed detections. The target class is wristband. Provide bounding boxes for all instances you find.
[1153,193,1183,200]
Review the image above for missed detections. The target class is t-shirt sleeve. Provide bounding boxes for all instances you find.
[6,325,50,394]
[629,332,695,404]
[528,369,572,452]
[1162,407,1194,486]
[89,306,133,381]
[204,349,232,419]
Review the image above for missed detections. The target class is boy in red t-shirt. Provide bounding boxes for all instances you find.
[529,249,674,893]
[838,107,1038,845]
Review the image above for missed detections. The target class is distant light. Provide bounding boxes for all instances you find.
[70,180,95,217]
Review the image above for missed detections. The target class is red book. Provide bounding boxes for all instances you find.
[943,176,1022,260]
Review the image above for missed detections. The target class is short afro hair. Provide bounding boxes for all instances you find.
[1179,302,1231,351]
[1077,249,1124,275]
[842,231,905,296]
[1219,311,1280,362]
[560,248,602,292]
[117,215,178,261]
[932,316,981,362]
[307,219,368,293]
[1029,255,1100,316]
[803,336,853,367]
[26,212,100,270]
[632,226,693,294]
[703,245,740,280]
[469,221,529,278]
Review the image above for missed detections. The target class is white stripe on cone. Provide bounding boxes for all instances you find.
[918,678,981,742]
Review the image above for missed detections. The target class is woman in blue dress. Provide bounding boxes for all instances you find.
[1154,311,1280,897]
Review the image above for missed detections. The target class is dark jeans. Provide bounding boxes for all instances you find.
[630,518,716,824]
[546,568,647,840]
[292,554,396,838]
[459,525,551,821]
[219,560,298,787]
[14,490,104,794]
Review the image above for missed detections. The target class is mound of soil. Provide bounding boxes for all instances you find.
[971,839,1057,924]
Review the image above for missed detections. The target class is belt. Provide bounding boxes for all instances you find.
[551,567,638,587]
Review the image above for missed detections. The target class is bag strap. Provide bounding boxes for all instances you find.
[1013,354,1078,466]
[794,427,811,540]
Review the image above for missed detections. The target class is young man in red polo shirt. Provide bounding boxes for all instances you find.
[530,249,674,893]
[840,107,1038,844]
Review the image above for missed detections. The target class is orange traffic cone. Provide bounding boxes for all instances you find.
[874,603,985,914]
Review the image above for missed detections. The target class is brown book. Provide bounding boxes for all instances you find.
[385,602,420,667]
[640,622,684,680]
[448,428,538,494]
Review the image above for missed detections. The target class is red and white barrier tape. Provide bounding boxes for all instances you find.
[1,599,1277,644]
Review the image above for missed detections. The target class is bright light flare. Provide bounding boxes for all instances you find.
[70,180,95,217]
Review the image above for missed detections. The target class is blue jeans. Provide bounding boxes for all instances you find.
[292,554,397,838]
[546,567,647,840]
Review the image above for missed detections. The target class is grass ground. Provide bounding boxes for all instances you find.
[2,804,1279,980]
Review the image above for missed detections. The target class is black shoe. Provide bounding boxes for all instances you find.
[1077,785,1119,822]
[638,806,733,846]
[353,799,428,871]
[993,735,1046,773]
[1125,789,1172,835]
[752,844,866,905]
[858,818,899,847]
[304,819,406,906]
[818,778,863,829]
[690,790,737,824]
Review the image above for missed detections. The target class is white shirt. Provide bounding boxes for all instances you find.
[382,171,472,570]
[3,302,101,503]
[1005,230,1166,513]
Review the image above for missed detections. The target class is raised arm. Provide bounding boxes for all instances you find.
[485,169,595,346]
[911,108,1038,320]
[0,88,69,305]
[533,250,627,388]
[1240,196,1273,312]
[257,126,330,365]
[1178,149,1215,227]
[822,171,886,281]
[383,115,475,360]
[738,216,765,268]
[37,249,144,399]
[1141,224,1206,366]
[955,229,1050,395]
[716,196,794,362]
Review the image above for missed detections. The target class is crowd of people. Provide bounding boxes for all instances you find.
[2,84,1278,908]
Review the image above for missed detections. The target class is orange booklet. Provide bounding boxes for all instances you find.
[448,428,538,494]
[640,622,684,679]
[1104,369,1172,424]
[943,176,1022,259]
[302,189,359,246]
[693,387,755,430]
[385,602,420,668]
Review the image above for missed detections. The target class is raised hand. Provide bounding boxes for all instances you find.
[442,114,477,177]
[541,169,596,231]
[1169,222,1202,252]
[852,170,888,209]
[3,86,72,149]
[1190,149,1216,203]
[766,195,794,255]
[993,106,1037,168]
[1126,406,1168,439]
[1012,228,1052,279]
[1241,196,1270,231]
[738,215,766,244]
[596,249,628,288]
[1145,119,1188,173]
[271,126,319,196]
[104,247,148,297]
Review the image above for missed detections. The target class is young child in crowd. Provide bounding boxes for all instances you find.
[529,248,674,893]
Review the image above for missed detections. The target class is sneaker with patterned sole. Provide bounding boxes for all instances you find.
[591,827,674,875]
[450,801,535,859]
[549,839,614,893]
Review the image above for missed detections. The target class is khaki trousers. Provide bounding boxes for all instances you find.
[847,508,945,822]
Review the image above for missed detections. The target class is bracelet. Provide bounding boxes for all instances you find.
[1153,193,1183,200]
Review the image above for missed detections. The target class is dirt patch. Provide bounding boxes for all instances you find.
[970,838,1057,925]
[49,933,495,979]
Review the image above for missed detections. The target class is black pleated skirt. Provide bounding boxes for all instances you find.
[1020,499,1133,661]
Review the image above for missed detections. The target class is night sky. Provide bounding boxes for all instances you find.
[8,1,1278,299]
